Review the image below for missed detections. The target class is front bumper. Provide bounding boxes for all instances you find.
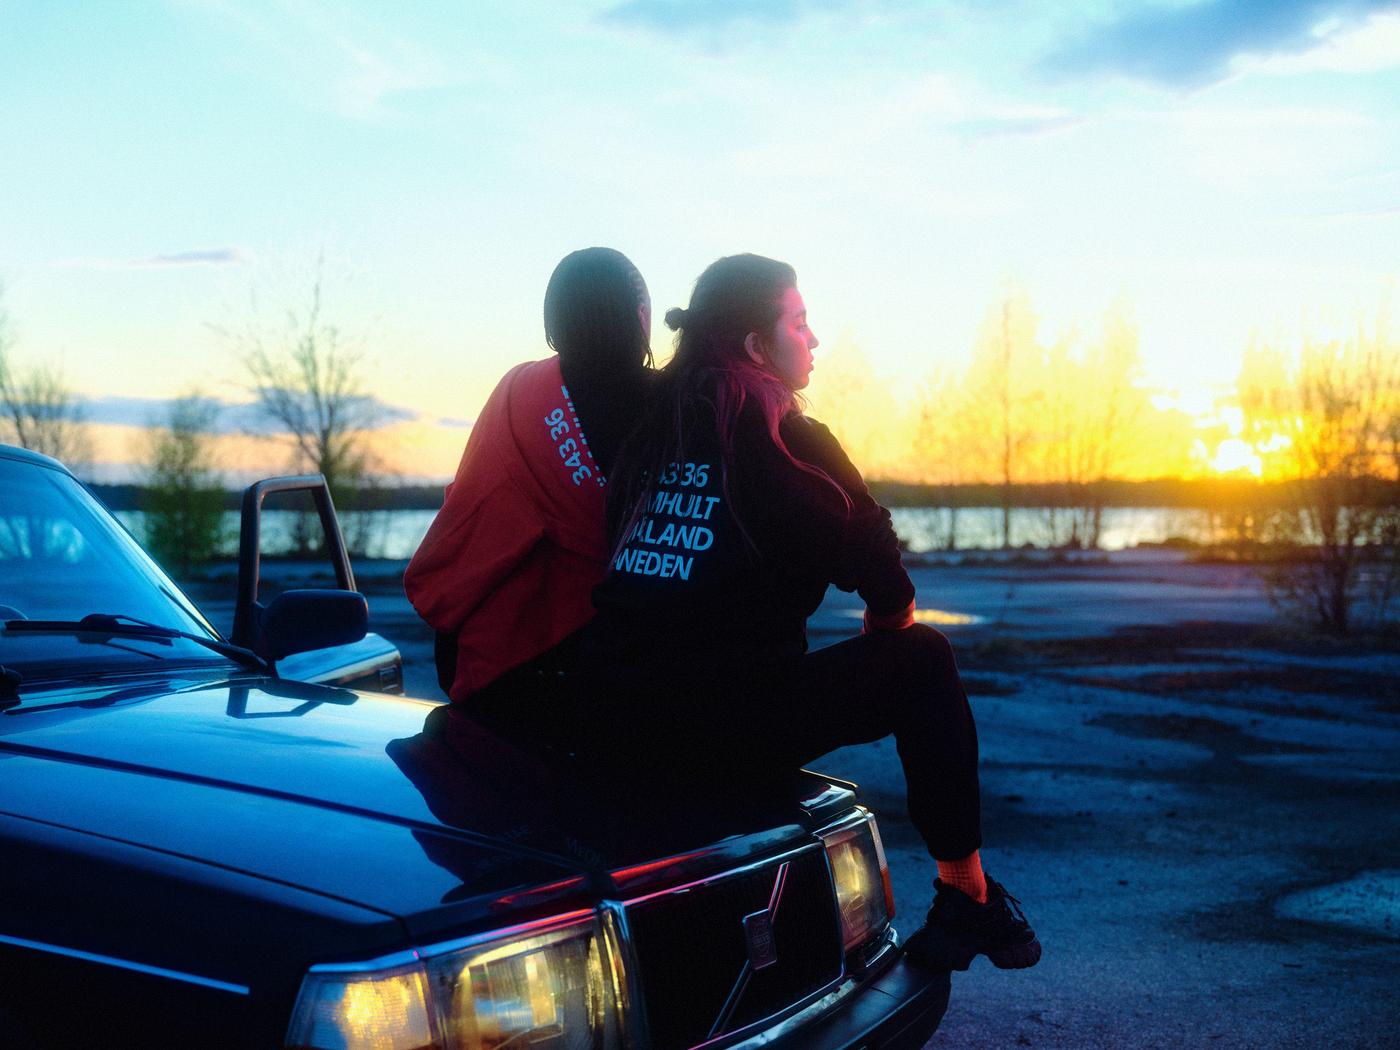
[795,957,950,1050]
[733,943,950,1050]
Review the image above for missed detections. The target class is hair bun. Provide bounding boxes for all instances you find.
[664,306,688,330]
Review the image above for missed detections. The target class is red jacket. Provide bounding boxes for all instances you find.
[405,357,608,700]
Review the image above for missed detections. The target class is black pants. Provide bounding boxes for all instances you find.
[475,624,982,862]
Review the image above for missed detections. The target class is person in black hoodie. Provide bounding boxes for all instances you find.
[575,253,1042,974]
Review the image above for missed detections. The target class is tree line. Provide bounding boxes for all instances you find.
[807,292,1180,551]
[804,289,1399,634]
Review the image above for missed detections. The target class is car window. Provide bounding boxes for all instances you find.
[1,457,226,678]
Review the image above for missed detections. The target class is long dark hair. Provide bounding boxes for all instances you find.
[609,253,845,553]
[544,247,653,372]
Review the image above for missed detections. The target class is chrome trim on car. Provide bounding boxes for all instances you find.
[414,908,599,959]
[303,946,423,974]
[814,807,870,838]
[617,841,823,908]
[0,931,250,995]
[697,969,848,1050]
[794,777,858,823]
[600,899,651,1050]
[727,932,902,1049]
[305,909,600,975]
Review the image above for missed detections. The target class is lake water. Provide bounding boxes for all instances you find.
[116,506,1222,560]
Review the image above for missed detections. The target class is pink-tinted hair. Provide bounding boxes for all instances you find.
[608,254,849,556]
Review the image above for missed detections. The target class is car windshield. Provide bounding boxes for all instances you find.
[0,455,229,679]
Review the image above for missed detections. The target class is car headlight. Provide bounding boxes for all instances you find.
[819,809,895,952]
[285,910,628,1050]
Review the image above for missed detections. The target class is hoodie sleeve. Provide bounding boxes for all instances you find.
[733,412,914,619]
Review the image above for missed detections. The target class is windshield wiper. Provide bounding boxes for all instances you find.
[4,614,271,674]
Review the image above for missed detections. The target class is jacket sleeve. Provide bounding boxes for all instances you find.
[735,413,915,619]
[404,479,545,634]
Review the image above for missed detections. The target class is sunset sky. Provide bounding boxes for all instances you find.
[2,0,1397,480]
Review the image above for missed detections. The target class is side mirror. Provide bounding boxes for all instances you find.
[261,589,368,661]
[231,474,356,652]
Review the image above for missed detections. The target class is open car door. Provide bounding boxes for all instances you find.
[231,474,403,693]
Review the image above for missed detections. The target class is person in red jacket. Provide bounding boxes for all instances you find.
[404,247,652,702]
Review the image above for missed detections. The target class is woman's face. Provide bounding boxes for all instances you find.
[753,285,819,390]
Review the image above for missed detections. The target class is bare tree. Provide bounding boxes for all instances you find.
[995,302,1016,547]
[0,280,90,464]
[964,291,1039,548]
[1020,331,1076,547]
[217,264,384,552]
[913,368,984,550]
[1239,318,1400,633]
[1029,308,1148,548]
[1081,308,1147,545]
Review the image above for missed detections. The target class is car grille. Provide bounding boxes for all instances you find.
[622,843,843,1049]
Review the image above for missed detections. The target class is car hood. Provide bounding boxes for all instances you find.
[0,675,593,926]
[0,674,820,923]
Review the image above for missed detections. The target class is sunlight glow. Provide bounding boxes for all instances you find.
[912,608,985,626]
[843,608,985,626]
[1210,438,1264,477]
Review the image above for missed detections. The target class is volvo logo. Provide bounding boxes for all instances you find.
[742,907,779,971]
[747,860,788,971]
[708,860,792,1040]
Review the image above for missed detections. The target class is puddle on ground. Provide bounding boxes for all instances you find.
[1085,713,1327,758]
[1108,668,1393,699]
[1274,870,1400,940]
[840,608,986,626]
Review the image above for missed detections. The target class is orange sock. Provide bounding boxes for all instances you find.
[937,850,988,904]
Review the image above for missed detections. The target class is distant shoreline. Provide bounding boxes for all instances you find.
[87,476,1400,512]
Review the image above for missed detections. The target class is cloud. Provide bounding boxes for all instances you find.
[327,32,462,120]
[57,248,249,271]
[436,416,474,429]
[1042,0,1400,88]
[1237,9,1400,74]
[130,248,250,268]
[80,396,224,429]
[79,394,418,435]
[599,0,834,34]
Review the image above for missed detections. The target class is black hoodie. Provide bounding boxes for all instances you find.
[584,400,913,678]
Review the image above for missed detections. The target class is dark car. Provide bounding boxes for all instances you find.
[0,442,949,1049]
